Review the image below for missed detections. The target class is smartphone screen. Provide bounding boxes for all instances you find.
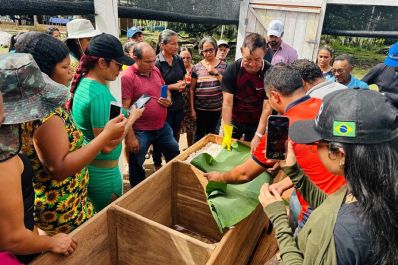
[109,102,121,120]
[133,94,151,109]
[266,115,290,160]
[160,85,168,98]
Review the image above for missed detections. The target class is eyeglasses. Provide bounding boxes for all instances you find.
[202,48,215,54]
[181,57,191,60]
[112,60,123,70]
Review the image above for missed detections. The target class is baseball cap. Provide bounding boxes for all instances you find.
[127,27,143,39]
[217,40,229,48]
[86,33,135,66]
[384,42,398,67]
[267,20,284,37]
[0,53,69,125]
[66,18,101,39]
[289,89,398,144]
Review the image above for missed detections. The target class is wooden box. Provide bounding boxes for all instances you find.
[30,135,269,265]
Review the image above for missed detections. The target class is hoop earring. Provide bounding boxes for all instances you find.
[339,160,345,168]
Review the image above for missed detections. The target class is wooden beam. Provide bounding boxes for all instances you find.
[327,0,398,6]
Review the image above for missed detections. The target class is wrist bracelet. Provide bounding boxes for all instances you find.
[255,132,263,138]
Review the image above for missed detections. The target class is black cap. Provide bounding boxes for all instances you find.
[87,33,135,66]
[290,89,398,144]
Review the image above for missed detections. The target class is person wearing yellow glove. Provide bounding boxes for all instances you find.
[221,124,233,151]
[220,33,272,152]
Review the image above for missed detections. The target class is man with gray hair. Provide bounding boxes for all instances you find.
[332,54,369,89]
[291,59,347,99]
[121,42,180,187]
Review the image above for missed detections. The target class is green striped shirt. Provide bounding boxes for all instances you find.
[72,78,122,161]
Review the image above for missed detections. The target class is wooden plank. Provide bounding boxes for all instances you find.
[206,206,268,265]
[249,227,279,265]
[292,12,308,58]
[252,4,321,13]
[115,163,172,226]
[326,0,398,6]
[249,6,268,31]
[250,0,323,7]
[173,161,223,242]
[110,205,214,265]
[313,0,328,60]
[107,207,119,264]
[283,11,298,45]
[246,7,257,33]
[302,12,319,60]
[30,211,111,265]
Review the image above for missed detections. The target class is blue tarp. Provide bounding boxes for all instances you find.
[48,17,70,24]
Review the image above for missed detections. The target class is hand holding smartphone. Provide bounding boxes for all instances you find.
[160,85,168,98]
[266,115,290,160]
[133,94,151,109]
[109,101,122,120]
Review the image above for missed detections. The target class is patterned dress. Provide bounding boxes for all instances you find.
[21,107,94,235]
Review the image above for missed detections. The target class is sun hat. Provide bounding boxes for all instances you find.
[217,40,230,48]
[384,42,398,67]
[267,20,284,37]
[0,53,69,125]
[289,89,398,144]
[127,27,143,39]
[86,33,135,66]
[66,18,101,40]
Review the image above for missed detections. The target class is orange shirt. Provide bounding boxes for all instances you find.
[252,96,346,221]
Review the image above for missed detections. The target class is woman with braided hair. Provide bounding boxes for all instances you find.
[70,33,141,212]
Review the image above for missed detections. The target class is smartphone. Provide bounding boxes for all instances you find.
[133,94,151,109]
[266,115,290,160]
[109,101,122,120]
[160,85,168,98]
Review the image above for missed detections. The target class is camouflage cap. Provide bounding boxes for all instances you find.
[0,53,69,125]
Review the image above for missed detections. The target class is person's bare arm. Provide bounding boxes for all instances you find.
[205,157,265,184]
[33,115,126,181]
[0,156,76,255]
[221,92,234,126]
[251,100,272,152]
[189,78,197,120]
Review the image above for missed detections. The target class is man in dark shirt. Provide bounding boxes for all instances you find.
[362,42,398,106]
[221,33,272,152]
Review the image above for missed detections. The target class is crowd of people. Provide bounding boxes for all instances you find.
[0,17,397,265]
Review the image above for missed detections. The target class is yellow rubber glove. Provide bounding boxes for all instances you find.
[221,124,233,151]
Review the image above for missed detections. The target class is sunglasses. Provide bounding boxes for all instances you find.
[112,60,123,70]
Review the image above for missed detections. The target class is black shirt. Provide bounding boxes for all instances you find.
[334,202,375,265]
[155,52,186,111]
[16,153,37,264]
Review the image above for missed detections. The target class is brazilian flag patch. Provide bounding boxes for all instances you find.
[333,121,356,137]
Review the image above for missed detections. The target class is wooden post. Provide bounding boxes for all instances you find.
[235,0,249,59]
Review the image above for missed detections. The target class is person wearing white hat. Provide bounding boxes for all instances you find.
[65,19,101,73]
[267,19,298,65]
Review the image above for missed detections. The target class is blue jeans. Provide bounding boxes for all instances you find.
[153,109,184,166]
[128,123,180,187]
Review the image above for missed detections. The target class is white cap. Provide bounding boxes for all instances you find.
[217,40,229,48]
[267,20,284,37]
[66,19,101,39]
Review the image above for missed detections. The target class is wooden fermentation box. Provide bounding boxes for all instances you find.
[30,135,276,265]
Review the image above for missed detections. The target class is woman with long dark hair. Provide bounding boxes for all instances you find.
[260,89,398,264]
[70,33,142,212]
